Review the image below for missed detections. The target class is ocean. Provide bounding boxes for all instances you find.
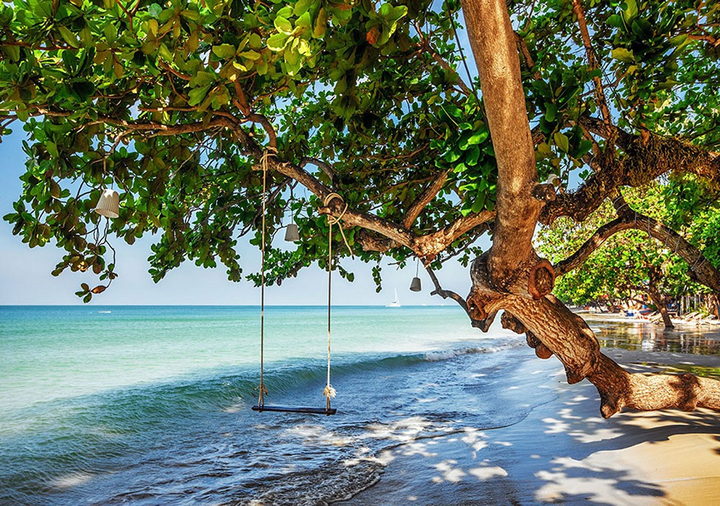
[1,306,717,505]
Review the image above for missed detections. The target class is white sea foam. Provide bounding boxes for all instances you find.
[51,472,94,489]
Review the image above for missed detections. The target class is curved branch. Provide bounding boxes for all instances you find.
[300,157,338,182]
[402,170,449,229]
[426,266,486,329]
[415,210,495,261]
[37,108,490,261]
[553,212,720,292]
[571,0,611,124]
[541,116,720,224]
[427,48,474,96]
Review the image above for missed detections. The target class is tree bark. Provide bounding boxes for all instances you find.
[647,283,675,330]
[461,0,720,417]
[460,0,540,289]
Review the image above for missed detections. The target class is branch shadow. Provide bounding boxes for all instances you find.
[340,373,720,506]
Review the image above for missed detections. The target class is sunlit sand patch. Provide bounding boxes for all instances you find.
[468,465,508,481]
[433,459,466,483]
[570,427,624,443]
[543,417,570,434]
[533,467,657,504]
[51,472,93,489]
[558,407,582,419]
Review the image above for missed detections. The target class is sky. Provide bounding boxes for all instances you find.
[0,128,483,306]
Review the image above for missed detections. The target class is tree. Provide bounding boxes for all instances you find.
[2,0,719,416]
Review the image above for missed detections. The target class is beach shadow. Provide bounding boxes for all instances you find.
[339,378,720,505]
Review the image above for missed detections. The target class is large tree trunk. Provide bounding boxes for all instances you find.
[460,0,720,417]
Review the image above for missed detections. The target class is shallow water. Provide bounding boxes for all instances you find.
[585,313,720,355]
[0,306,536,505]
[1,306,717,505]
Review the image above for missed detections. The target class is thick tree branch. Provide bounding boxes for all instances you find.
[402,170,450,228]
[461,0,540,287]
[463,0,720,418]
[541,115,720,224]
[415,210,495,261]
[300,157,338,183]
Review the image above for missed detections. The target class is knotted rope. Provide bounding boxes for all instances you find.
[322,193,354,411]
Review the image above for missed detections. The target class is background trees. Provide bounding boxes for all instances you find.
[537,179,720,327]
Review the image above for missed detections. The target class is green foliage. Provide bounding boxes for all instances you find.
[1,0,719,301]
[537,179,720,306]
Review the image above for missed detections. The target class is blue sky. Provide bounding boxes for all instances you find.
[0,128,480,306]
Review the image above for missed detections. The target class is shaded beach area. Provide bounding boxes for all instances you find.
[341,314,720,506]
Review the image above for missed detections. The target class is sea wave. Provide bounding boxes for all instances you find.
[423,340,525,362]
[1,335,539,506]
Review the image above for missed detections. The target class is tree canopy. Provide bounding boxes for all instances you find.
[2,0,720,415]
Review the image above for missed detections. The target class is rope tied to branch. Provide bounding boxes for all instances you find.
[322,192,355,411]
[256,147,277,408]
[323,192,354,259]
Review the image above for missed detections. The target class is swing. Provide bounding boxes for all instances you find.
[252,152,348,416]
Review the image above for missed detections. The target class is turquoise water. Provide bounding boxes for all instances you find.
[1,305,550,505]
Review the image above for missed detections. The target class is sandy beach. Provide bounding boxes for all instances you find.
[340,329,720,505]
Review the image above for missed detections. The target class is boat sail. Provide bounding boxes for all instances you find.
[386,288,401,307]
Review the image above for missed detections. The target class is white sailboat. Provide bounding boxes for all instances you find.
[386,288,401,307]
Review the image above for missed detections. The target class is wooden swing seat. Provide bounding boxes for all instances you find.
[252,405,337,415]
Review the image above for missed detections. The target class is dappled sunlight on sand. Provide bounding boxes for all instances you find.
[341,368,720,505]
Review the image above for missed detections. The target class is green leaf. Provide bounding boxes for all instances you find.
[191,71,215,87]
[607,14,624,29]
[57,26,80,48]
[212,44,236,59]
[622,0,638,23]
[238,50,261,60]
[294,0,313,16]
[545,102,557,122]
[553,132,570,153]
[459,129,489,150]
[268,32,290,51]
[274,16,293,35]
[188,84,212,106]
[296,11,312,31]
[611,47,635,63]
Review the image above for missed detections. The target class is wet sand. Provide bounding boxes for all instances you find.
[339,317,720,505]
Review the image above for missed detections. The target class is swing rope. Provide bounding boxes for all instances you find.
[322,193,353,411]
[257,148,275,408]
